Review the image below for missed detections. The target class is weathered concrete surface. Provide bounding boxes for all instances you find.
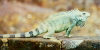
[0,36,100,50]
[7,38,61,50]
[60,36,100,50]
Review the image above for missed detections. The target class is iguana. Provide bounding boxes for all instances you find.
[0,9,90,38]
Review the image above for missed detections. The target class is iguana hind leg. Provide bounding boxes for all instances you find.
[43,31,55,39]
[43,28,55,39]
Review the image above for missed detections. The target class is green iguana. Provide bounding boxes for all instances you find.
[0,9,90,38]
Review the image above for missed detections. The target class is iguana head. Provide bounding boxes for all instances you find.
[66,9,90,27]
[76,11,90,27]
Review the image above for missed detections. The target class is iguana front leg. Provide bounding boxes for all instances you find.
[66,21,77,37]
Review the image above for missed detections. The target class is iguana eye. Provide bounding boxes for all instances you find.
[83,13,86,15]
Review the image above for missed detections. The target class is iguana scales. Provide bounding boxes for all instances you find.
[0,9,90,38]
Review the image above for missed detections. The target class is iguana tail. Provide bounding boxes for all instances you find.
[0,25,47,38]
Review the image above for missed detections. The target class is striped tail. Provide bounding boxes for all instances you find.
[0,28,45,38]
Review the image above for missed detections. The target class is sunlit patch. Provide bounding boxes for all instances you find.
[3,34,10,38]
[62,40,83,49]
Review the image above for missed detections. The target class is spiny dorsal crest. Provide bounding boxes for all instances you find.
[66,9,81,16]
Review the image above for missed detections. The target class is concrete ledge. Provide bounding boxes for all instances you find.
[2,38,61,50]
[0,36,100,50]
[60,36,100,50]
